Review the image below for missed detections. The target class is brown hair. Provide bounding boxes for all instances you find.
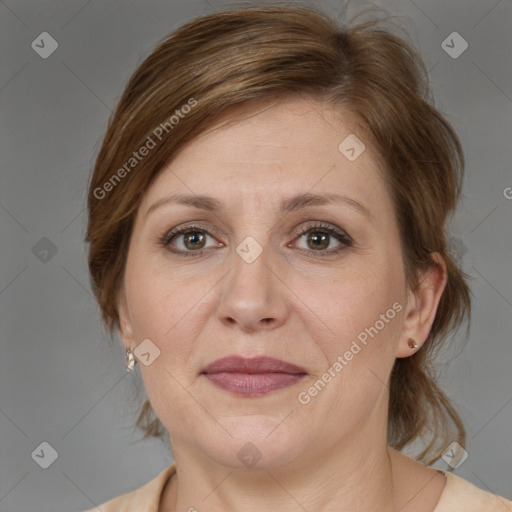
[85,4,471,464]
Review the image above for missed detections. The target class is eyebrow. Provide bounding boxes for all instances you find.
[145,192,373,221]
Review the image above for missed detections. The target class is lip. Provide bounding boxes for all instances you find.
[201,356,307,396]
[201,355,306,375]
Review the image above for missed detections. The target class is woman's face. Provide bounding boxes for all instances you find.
[118,97,414,468]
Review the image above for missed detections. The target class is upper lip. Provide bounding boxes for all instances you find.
[201,356,307,375]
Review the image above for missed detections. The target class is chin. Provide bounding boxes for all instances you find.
[205,418,305,470]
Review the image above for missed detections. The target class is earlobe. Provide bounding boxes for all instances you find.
[396,252,448,358]
[407,337,418,349]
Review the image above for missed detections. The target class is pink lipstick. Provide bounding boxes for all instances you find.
[201,355,306,396]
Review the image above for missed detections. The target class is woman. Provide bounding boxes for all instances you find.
[83,4,512,511]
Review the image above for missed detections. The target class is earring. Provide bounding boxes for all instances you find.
[407,338,419,349]
[126,348,136,372]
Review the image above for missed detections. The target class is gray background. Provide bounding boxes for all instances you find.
[1,0,511,510]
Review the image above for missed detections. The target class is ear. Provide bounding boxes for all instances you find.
[117,282,135,351]
[396,252,448,358]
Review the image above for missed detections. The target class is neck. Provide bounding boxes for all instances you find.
[162,427,397,512]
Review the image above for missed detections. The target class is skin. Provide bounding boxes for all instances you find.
[117,96,448,512]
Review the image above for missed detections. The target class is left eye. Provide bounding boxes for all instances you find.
[295,229,342,251]
[292,225,352,254]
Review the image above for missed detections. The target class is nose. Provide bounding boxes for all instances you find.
[215,244,289,333]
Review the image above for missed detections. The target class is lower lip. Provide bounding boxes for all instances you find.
[203,372,306,396]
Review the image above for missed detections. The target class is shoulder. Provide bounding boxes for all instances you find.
[435,471,512,512]
[80,462,176,512]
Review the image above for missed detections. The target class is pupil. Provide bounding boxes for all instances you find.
[185,232,205,249]
[308,232,328,250]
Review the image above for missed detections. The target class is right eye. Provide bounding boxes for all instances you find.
[158,225,223,256]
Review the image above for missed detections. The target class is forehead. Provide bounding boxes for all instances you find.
[140,97,389,213]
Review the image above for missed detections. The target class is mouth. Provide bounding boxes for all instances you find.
[200,355,307,396]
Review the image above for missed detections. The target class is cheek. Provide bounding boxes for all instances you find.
[298,271,404,426]
[306,254,405,378]
[125,257,203,338]
[125,264,209,429]
[305,259,402,332]
[123,258,217,389]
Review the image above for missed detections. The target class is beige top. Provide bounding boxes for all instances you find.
[82,462,512,512]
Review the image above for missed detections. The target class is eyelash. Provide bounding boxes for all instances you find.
[157,222,353,258]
